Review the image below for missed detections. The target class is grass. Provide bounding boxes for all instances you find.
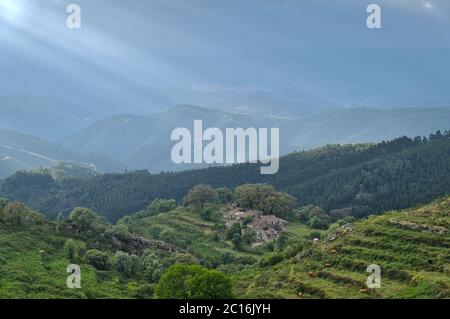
[229,197,450,299]
[0,222,130,298]
[286,223,325,238]
[125,205,267,266]
[0,197,448,299]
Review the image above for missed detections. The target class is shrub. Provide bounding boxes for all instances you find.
[84,249,111,270]
[69,207,99,232]
[112,251,141,277]
[63,239,86,262]
[226,223,242,240]
[216,187,233,204]
[259,252,284,268]
[184,185,217,210]
[155,264,232,299]
[146,199,177,216]
[200,207,215,221]
[141,252,164,282]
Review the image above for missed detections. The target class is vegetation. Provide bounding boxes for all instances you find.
[0,132,449,299]
[0,189,449,298]
[154,264,233,299]
[1,131,449,223]
[230,197,450,298]
[234,184,296,219]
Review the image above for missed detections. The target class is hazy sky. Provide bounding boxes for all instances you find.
[0,0,449,110]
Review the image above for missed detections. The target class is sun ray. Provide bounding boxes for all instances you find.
[0,0,23,22]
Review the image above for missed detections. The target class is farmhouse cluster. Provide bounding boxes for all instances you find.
[223,206,288,243]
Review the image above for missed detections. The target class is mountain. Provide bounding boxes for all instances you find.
[169,86,329,118]
[0,95,98,141]
[0,129,124,178]
[62,105,288,173]
[62,105,450,173]
[3,131,449,221]
[230,196,450,298]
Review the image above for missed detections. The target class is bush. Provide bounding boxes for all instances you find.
[231,233,243,251]
[63,239,86,262]
[200,207,215,221]
[307,231,322,240]
[141,252,164,282]
[226,223,242,240]
[69,207,99,232]
[184,185,217,210]
[146,199,177,216]
[128,282,154,299]
[0,198,8,211]
[84,249,111,270]
[216,187,233,204]
[155,264,233,299]
[234,184,296,218]
[259,252,284,268]
[112,251,141,277]
[307,216,329,229]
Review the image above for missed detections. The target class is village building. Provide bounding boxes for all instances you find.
[246,215,288,242]
[224,207,288,243]
[223,209,262,227]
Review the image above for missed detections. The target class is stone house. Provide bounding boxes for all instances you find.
[246,215,288,242]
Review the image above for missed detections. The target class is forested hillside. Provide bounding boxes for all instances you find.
[1,131,449,222]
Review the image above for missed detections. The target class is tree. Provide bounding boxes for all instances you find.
[231,233,243,251]
[112,251,141,277]
[216,187,233,204]
[0,198,8,211]
[64,239,86,262]
[200,207,215,221]
[155,264,232,299]
[234,184,296,218]
[184,184,217,210]
[141,252,164,282]
[69,207,98,232]
[226,223,242,240]
[259,191,296,219]
[234,184,275,209]
[0,202,43,225]
[307,216,328,229]
[188,269,233,299]
[55,212,66,232]
[84,249,111,270]
[275,233,289,251]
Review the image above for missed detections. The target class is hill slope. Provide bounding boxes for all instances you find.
[1,132,449,221]
[62,105,450,172]
[0,129,125,178]
[0,194,447,299]
[231,197,450,299]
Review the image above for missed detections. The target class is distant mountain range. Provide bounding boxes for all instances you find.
[0,95,96,141]
[0,129,124,178]
[62,105,450,173]
[1,91,450,177]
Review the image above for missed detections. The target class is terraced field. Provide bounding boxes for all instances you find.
[124,206,265,267]
[231,197,450,298]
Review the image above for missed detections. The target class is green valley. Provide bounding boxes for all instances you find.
[0,186,448,299]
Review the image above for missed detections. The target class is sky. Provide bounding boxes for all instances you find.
[0,0,449,113]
